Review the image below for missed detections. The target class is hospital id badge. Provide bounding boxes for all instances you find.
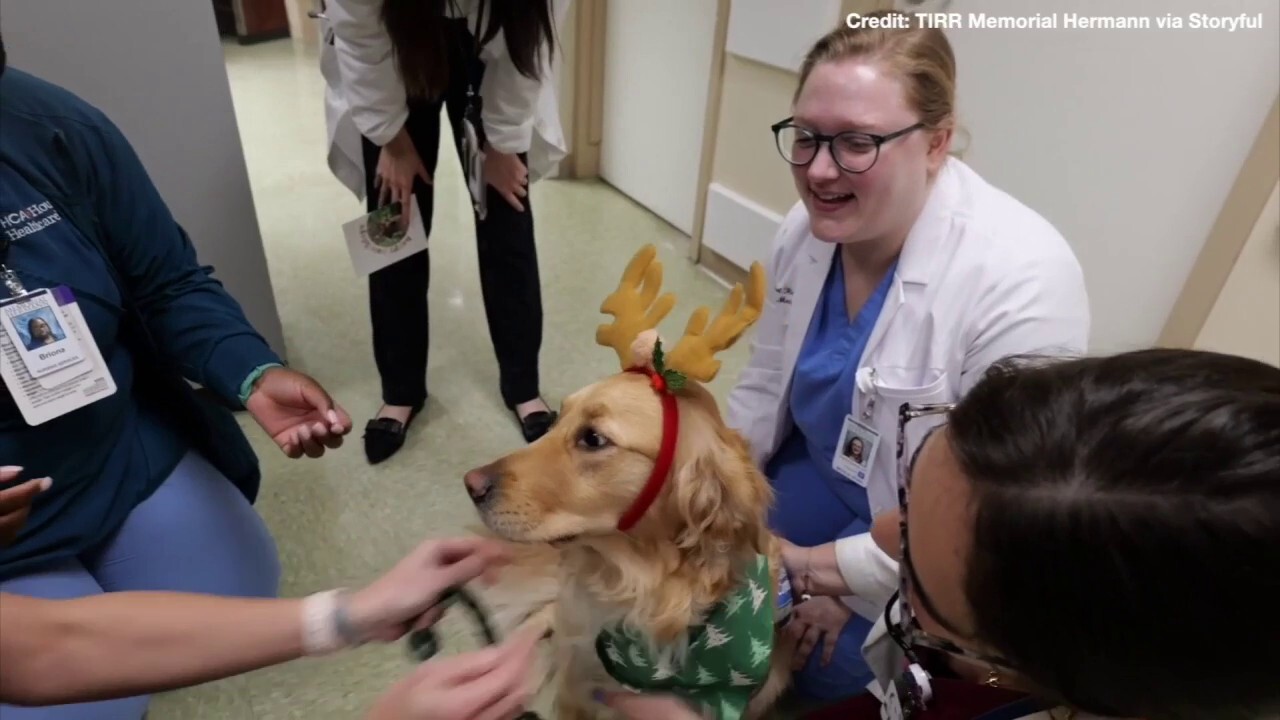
[881,679,908,720]
[834,415,880,487]
[0,286,116,425]
[880,664,932,720]
[1,288,88,381]
[460,112,488,222]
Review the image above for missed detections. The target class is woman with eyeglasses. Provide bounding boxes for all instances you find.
[722,10,1090,703]
[608,348,1280,720]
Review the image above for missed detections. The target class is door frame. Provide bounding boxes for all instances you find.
[561,0,608,179]
[561,0,892,268]
[1159,96,1279,348]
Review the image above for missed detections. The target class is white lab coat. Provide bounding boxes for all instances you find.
[320,0,570,201]
[726,156,1091,625]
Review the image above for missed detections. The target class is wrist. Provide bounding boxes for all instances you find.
[333,589,371,647]
[805,547,815,593]
[239,363,285,406]
[300,588,369,657]
[343,586,381,641]
[383,127,416,156]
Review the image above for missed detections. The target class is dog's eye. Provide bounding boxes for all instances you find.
[577,428,611,450]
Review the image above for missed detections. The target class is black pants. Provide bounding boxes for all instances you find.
[362,20,543,410]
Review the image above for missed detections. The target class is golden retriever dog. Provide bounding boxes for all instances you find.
[461,246,795,720]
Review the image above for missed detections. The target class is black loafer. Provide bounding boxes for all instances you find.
[514,408,558,443]
[363,404,423,465]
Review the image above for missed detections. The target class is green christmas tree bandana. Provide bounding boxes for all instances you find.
[594,554,776,720]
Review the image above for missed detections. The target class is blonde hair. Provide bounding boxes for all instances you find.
[797,10,960,138]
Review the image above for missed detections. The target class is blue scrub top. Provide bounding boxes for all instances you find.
[766,251,897,546]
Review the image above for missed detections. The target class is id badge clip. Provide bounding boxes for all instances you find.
[2,264,27,298]
[881,663,933,720]
[856,366,879,419]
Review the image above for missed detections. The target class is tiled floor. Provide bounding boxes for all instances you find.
[148,38,750,719]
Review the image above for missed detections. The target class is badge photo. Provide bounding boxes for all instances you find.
[1,289,88,380]
[833,415,881,487]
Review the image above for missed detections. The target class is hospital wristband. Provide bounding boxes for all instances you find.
[238,362,285,406]
[301,589,346,656]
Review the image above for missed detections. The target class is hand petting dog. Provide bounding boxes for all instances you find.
[786,595,855,669]
[364,625,541,720]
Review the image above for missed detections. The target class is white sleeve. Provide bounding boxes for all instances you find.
[327,0,409,147]
[835,532,900,609]
[476,0,572,154]
[724,211,796,466]
[959,240,1091,393]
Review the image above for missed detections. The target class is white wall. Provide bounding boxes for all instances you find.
[1,0,286,356]
[726,0,842,73]
[600,0,719,235]
[926,0,1280,352]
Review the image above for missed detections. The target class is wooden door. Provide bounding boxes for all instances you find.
[234,0,290,43]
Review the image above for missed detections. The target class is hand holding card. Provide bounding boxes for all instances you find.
[245,368,353,459]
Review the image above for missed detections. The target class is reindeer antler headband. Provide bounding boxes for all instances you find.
[596,244,766,531]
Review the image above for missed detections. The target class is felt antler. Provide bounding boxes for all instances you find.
[594,250,766,533]
[596,244,677,368]
[664,261,767,383]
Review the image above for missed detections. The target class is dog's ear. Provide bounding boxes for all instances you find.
[667,415,773,593]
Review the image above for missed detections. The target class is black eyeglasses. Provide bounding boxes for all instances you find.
[771,117,925,174]
[885,402,1018,678]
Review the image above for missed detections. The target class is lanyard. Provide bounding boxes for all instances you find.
[0,237,26,297]
[856,366,879,420]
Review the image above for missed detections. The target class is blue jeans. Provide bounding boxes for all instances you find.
[0,451,280,719]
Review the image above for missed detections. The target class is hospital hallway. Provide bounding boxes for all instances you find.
[143,38,751,719]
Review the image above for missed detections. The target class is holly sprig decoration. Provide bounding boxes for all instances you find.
[651,339,687,392]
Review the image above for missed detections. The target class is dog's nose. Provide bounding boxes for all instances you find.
[463,465,496,505]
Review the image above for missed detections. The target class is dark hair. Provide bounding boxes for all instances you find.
[949,348,1280,720]
[381,0,556,101]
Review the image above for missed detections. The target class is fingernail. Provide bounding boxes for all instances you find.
[327,410,340,424]
[1,466,22,472]
[38,477,52,492]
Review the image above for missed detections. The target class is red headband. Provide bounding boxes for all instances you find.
[616,365,681,531]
